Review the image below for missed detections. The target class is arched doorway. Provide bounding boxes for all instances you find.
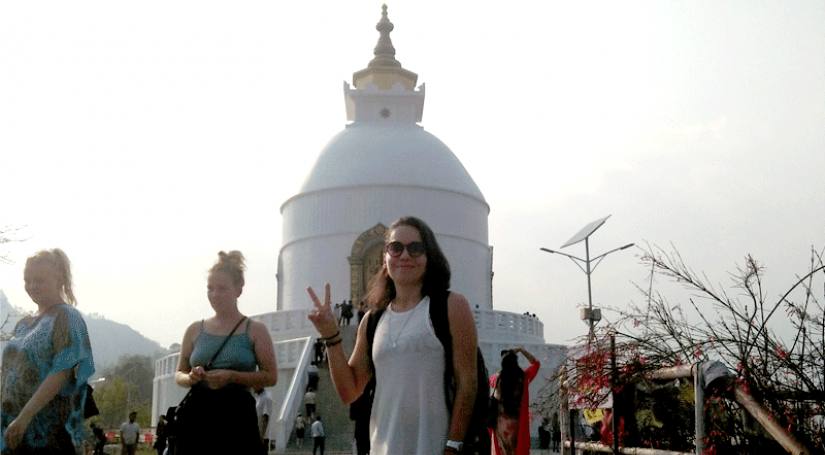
[348,223,387,308]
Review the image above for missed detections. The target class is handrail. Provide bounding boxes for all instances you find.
[273,336,313,453]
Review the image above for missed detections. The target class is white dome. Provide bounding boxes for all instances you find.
[295,123,486,206]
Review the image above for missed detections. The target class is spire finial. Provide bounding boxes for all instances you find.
[351,4,418,90]
[369,4,401,68]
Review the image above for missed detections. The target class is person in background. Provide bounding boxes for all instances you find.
[163,407,177,455]
[90,422,106,455]
[313,338,325,365]
[489,348,541,455]
[119,411,140,455]
[551,412,561,452]
[1,249,95,454]
[174,251,278,454]
[307,363,320,390]
[304,388,317,418]
[341,300,353,326]
[538,417,550,451]
[154,414,168,455]
[255,388,273,453]
[294,413,306,449]
[311,415,325,455]
[307,216,478,455]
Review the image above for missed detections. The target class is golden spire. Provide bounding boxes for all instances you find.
[353,4,418,90]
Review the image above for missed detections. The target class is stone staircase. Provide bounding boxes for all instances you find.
[283,322,359,453]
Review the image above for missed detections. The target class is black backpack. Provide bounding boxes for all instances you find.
[364,292,491,454]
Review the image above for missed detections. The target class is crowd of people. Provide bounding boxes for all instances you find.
[2,217,547,455]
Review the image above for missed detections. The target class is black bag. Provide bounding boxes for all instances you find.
[366,292,491,455]
[170,317,247,444]
[84,383,100,418]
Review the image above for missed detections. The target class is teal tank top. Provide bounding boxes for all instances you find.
[189,319,257,372]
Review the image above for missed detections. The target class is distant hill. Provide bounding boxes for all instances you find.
[0,290,167,372]
[84,313,167,371]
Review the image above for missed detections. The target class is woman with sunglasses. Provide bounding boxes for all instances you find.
[307,216,478,455]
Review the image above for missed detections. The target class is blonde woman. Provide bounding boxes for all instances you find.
[1,249,95,454]
[174,251,277,454]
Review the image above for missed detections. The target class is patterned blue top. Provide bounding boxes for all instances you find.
[1,303,95,451]
[189,319,257,373]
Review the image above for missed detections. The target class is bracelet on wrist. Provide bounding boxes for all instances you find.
[321,331,340,341]
[324,337,343,347]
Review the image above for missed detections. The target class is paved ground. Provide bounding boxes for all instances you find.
[275,450,561,455]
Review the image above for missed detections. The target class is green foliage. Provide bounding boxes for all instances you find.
[91,354,154,428]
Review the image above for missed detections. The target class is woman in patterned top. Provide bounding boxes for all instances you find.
[174,251,278,454]
[1,249,95,454]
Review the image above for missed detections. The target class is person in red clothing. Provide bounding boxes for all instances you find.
[489,347,540,455]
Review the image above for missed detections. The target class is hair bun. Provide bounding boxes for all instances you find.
[218,250,246,270]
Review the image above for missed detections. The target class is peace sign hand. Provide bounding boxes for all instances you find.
[307,283,339,339]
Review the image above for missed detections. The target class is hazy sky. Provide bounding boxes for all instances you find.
[2,1,823,348]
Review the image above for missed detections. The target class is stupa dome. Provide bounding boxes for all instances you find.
[296,123,486,205]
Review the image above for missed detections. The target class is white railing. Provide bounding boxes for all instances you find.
[474,309,544,344]
[273,337,312,369]
[155,353,179,378]
[251,308,543,345]
[250,309,316,341]
[273,336,313,453]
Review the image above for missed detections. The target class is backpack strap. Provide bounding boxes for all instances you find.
[358,309,384,428]
[428,291,455,411]
[431,292,492,453]
[365,308,385,376]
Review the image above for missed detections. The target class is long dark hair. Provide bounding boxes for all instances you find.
[366,216,451,310]
[498,351,524,417]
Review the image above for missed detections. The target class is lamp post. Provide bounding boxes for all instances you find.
[540,215,634,343]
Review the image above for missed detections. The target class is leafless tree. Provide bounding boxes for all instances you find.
[540,245,824,453]
[0,224,25,264]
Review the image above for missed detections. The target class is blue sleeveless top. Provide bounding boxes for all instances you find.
[189,319,257,372]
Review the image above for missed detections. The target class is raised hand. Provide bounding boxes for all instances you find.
[307,283,339,338]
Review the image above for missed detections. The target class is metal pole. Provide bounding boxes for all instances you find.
[569,409,577,455]
[694,363,704,455]
[585,237,594,342]
[733,386,811,455]
[611,332,619,455]
[561,366,570,455]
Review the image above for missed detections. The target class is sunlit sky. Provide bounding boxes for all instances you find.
[2,1,823,348]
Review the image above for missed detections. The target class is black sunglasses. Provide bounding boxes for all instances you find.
[385,241,426,258]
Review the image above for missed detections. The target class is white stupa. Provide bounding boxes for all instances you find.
[152,7,565,451]
[278,5,491,314]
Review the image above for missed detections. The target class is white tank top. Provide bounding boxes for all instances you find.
[370,296,449,455]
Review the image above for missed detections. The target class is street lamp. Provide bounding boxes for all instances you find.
[540,215,634,342]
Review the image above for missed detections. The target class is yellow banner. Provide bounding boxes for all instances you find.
[583,408,604,425]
